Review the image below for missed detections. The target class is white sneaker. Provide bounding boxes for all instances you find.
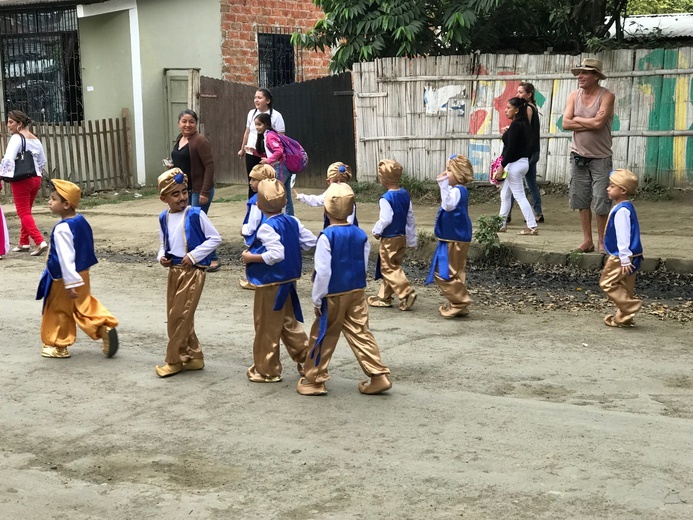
[12,245,30,252]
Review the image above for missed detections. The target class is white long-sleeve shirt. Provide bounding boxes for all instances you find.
[612,206,634,266]
[371,191,417,247]
[312,231,370,307]
[52,221,85,289]
[241,204,263,237]
[0,133,47,178]
[157,209,222,263]
[256,215,317,265]
[438,177,461,211]
[297,189,356,224]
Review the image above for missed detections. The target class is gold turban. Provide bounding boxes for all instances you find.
[324,182,355,221]
[326,162,352,182]
[51,179,81,209]
[257,178,286,214]
[378,159,403,184]
[448,154,474,184]
[249,164,276,181]
[158,168,188,196]
[610,169,638,195]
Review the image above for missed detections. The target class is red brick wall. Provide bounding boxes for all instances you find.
[220,0,332,85]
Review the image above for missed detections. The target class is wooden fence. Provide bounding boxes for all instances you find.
[353,48,693,187]
[0,112,132,191]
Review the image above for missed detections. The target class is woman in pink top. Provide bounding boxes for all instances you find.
[1,110,48,256]
[254,113,294,215]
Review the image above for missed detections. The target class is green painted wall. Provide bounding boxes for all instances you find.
[138,0,222,185]
[79,10,133,121]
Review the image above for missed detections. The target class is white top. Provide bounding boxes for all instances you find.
[0,134,47,179]
[297,189,356,224]
[52,221,86,289]
[312,231,370,307]
[438,177,461,211]
[241,204,263,238]
[245,108,285,153]
[611,205,634,265]
[157,209,222,264]
[256,214,317,265]
[372,191,417,247]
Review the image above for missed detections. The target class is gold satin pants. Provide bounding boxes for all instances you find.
[435,241,472,313]
[249,283,309,380]
[165,265,206,364]
[303,289,390,384]
[377,236,414,301]
[41,270,118,348]
[599,255,642,324]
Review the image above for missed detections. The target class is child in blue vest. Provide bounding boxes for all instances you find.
[294,161,358,228]
[426,154,475,318]
[239,163,275,289]
[36,179,119,359]
[369,159,418,310]
[298,183,392,396]
[599,169,643,327]
[155,169,222,377]
[242,178,317,383]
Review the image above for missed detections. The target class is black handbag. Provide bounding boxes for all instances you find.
[2,134,37,182]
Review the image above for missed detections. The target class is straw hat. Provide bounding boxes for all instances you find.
[571,57,606,80]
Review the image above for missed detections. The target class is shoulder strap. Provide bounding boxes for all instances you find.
[19,134,27,152]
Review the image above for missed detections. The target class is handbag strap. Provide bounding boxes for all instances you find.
[19,134,27,154]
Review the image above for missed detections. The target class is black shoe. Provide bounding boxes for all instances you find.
[506,215,512,224]
[536,215,544,223]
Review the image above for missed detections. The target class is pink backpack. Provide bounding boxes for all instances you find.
[268,130,308,174]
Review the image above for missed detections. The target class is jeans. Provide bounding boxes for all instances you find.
[274,162,294,216]
[509,160,543,219]
[11,175,44,246]
[190,187,219,262]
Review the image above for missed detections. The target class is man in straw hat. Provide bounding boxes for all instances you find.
[563,57,615,254]
[426,154,475,318]
[298,183,392,396]
[36,179,119,359]
[599,168,643,328]
[154,168,222,377]
[242,178,317,384]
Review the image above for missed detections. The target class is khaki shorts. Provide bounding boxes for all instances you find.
[569,153,612,215]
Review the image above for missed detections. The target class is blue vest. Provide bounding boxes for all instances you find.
[323,202,359,229]
[246,214,302,286]
[604,201,643,259]
[434,185,472,242]
[381,189,410,237]
[45,214,98,279]
[321,225,367,295]
[243,194,267,246]
[158,207,212,267]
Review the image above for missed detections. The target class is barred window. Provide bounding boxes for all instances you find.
[257,31,295,89]
[0,6,83,123]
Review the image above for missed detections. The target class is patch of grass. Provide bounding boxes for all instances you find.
[634,176,672,202]
[473,214,513,266]
[77,187,159,208]
[350,175,440,205]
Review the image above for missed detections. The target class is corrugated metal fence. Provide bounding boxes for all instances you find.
[0,113,133,191]
[353,48,693,187]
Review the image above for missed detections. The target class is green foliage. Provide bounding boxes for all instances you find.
[76,188,158,209]
[295,0,644,72]
[627,0,693,14]
[349,176,440,204]
[634,176,672,201]
[473,214,513,265]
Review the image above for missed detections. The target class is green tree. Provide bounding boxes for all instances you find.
[627,0,693,14]
[293,0,643,72]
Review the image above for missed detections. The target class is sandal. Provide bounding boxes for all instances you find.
[517,228,538,236]
[206,260,222,273]
[573,245,595,253]
[498,227,507,233]
[603,314,635,328]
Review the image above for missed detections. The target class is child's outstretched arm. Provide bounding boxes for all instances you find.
[295,190,326,207]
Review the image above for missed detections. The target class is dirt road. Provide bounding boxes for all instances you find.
[1,189,692,519]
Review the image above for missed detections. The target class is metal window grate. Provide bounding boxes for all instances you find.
[257,29,299,88]
[0,6,83,123]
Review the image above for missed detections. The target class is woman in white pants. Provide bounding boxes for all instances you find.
[495,97,538,235]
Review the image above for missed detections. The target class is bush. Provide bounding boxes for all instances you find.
[473,215,513,265]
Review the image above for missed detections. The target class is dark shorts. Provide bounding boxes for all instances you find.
[569,153,612,215]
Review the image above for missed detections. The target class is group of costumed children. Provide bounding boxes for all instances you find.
[33,156,643,394]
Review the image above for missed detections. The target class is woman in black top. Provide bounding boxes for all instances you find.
[495,97,539,235]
